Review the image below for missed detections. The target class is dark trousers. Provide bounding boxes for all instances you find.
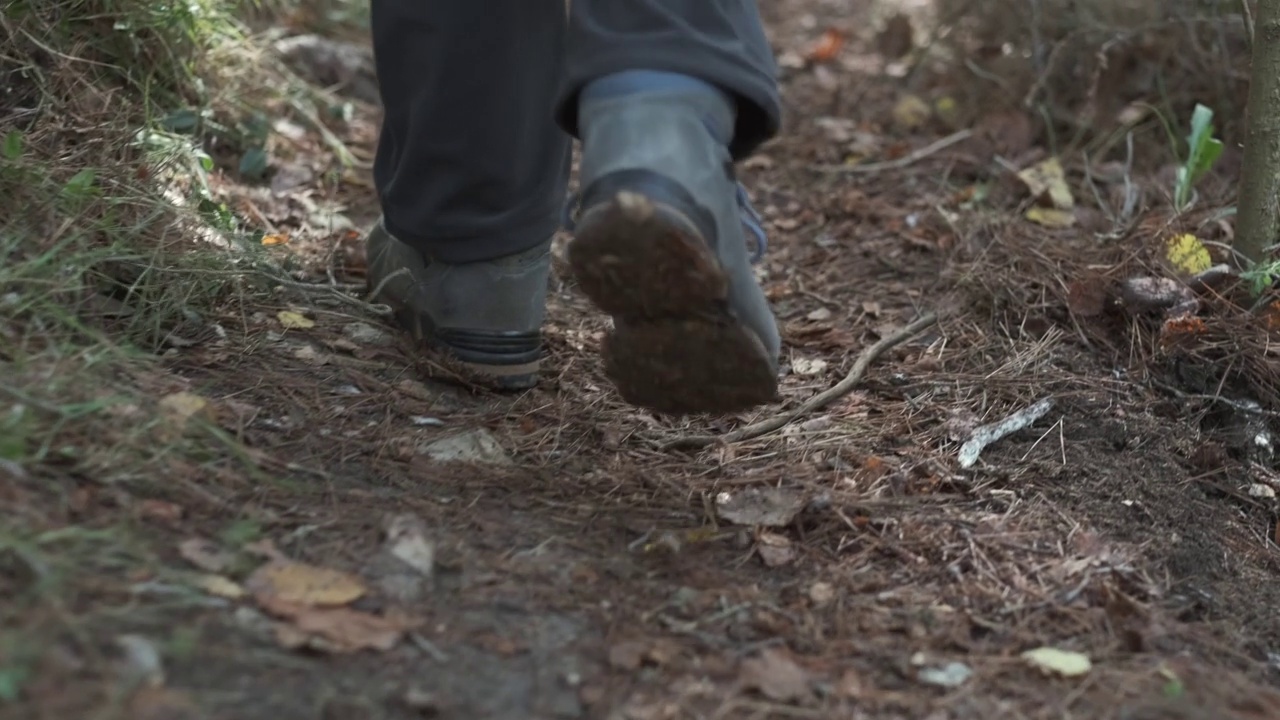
[369,0,780,264]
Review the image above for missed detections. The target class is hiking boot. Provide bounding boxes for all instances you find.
[365,219,551,390]
[564,72,781,415]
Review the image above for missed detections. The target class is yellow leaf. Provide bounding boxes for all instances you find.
[157,392,209,425]
[892,94,931,130]
[1016,157,1074,210]
[1165,233,1212,275]
[261,233,289,246]
[1025,207,1076,228]
[277,310,315,329]
[245,561,368,608]
[1021,647,1092,677]
[192,574,246,600]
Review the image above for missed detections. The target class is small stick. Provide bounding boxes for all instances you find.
[811,130,973,175]
[662,313,939,450]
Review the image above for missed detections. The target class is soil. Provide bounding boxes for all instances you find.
[9,2,1280,719]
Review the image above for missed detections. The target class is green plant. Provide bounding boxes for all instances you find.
[1174,104,1225,212]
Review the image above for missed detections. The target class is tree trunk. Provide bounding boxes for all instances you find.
[1236,0,1280,264]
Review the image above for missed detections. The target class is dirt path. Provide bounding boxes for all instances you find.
[13,2,1280,719]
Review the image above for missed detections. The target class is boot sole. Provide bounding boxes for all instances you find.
[388,302,541,391]
[567,190,778,415]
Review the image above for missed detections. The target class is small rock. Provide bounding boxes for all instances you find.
[1248,484,1276,499]
[808,581,835,608]
[418,428,512,465]
[343,322,394,347]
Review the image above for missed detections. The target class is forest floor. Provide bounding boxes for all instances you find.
[7,1,1280,719]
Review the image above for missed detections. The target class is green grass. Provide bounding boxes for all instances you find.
[0,1,289,707]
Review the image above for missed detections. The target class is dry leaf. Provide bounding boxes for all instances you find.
[756,532,797,568]
[740,648,814,703]
[892,94,931,130]
[805,28,845,63]
[271,604,417,653]
[716,488,807,527]
[608,640,648,670]
[277,310,315,329]
[1017,157,1074,210]
[875,13,914,59]
[1165,233,1213,275]
[385,514,435,577]
[178,538,234,573]
[1025,207,1075,228]
[158,392,209,426]
[245,560,368,609]
[261,233,289,246]
[1021,647,1092,677]
[191,574,246,600]
[808,581,835,607]
[792,357,829,376]
[139,499,184,524]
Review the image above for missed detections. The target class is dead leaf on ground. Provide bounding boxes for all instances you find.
[157,392,210,429]
[271,603,419,653]
[740,647,814,703]
[1067,276,1111,317]
[1017,157,1074,210]
[138,499,184,525]
[385,513,435,577]
[191,574,246,600]
[1021,647,1092,677]
[245,560,368,610]
[277,310,315,330]
[715,487,807,527]
[805,28,844,64]
[756,532,798,568]
[892,94,931,130]
[792,357,829,376]
[875,13,914,59]
[178,538,235,573]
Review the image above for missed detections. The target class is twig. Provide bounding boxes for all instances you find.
[662,313,939,450]
[1241,0,1256,52]
[810,131,972,175]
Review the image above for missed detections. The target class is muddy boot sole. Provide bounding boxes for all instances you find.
[568,191,778,414]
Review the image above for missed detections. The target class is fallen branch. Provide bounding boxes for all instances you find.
[810,130,973,175]
[956,397,1055,469]
[662,312,939,450]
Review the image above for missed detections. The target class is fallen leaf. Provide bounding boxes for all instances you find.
[740,648,814,703]
[805,28,845,63]
[608,640,648,670]
[245,560,368,609]
[1022,647,1092,677]
[756,532,798,568]
[178,538,234,573]
[277,310,315,329]
[792,357,829,376]
[271,605,418,653]
[385,514,435,577]
[1066,277,1111,317]
[918,661,973,687]
[875,13,914,59]
[715,487,808,527]
[1025,207,1076,228]
[1165,233,1213,275]
[806,307,833,321]
[261,233,289,246]
[1017,157,1074,210]
[892,94,931,130]
[191,574,247,600]
[139,499,184,524]
[158,392,209,426]
[808,581,835,607]
[128,687,199,720]
[116,635,164,687]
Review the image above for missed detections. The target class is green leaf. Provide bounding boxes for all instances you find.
[238,146,269,179]
[61,168,97,199]
[1175,104,1224,210]
[160,109,201,133]
[2,131,22,162]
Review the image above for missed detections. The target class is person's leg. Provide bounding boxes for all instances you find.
[558,1,784,414]
[365,0,571,389]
